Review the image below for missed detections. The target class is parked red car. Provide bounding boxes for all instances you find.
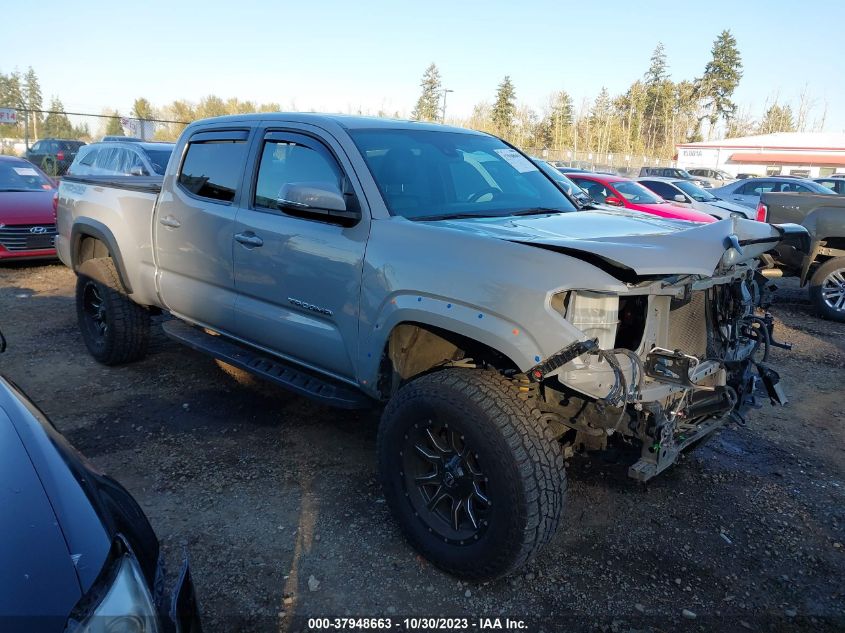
[0,156,58,261]
[567,173,716,223]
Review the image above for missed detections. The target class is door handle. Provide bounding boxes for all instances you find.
[235,232,264,247]
[159,216,181,228]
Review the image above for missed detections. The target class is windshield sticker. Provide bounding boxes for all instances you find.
[494,149,537,173]
[13,167,39,176]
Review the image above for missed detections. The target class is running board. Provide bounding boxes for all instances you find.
[161,320,373,409]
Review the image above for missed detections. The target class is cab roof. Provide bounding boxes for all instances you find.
[184,112,488,135]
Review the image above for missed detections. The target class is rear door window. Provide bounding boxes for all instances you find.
[178,131,248,202]
[94,148,118,171]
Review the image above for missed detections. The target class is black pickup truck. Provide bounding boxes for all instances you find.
[760,192,845,321]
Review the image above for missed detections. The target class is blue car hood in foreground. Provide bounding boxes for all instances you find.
[431,210,796,277]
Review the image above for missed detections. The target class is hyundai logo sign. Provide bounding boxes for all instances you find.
[29,226,48,234]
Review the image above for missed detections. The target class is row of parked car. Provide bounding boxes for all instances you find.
[542,161,842,223]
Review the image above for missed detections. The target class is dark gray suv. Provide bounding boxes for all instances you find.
[24,139,85,176]
[638,166,712,188]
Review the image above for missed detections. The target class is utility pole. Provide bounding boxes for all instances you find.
[440,89,454,123]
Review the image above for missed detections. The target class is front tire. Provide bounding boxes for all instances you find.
[809,257,845,322]
[378,368,566,580]
[76,258,150,365]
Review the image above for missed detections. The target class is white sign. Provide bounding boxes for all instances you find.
[0,108,18,124]
[494,148,537,173]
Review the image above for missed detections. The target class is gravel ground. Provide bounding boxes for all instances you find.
[1,262,843,633]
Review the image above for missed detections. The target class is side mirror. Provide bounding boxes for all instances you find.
[604,196,624,207]
[277,182,361,226]
[129,166,147,176]
[673,194,688,203]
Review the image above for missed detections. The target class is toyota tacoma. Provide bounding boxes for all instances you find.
[56,113,807,580]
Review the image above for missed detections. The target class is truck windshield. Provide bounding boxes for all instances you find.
[349,129,577,220]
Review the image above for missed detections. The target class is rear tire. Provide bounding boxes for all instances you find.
[76,258,150,364]
[809,257,845,322]
[378,368,566,580]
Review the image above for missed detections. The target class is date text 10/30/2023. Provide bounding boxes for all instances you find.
[306,617,528,630]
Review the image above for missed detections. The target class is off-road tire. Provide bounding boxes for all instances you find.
[809,257,845,323]
[76,258,150,365]
[378,368,567,580]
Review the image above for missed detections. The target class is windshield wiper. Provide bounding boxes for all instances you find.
[510,207,568,216]
[412,212,502,222]
[0,188,39,193]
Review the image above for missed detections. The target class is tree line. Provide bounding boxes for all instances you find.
[414,30,827,159]
[0,31,829,159]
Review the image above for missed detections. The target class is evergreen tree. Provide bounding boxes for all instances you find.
[104,110,124,136]
[644,43,669,85]
[642,44,674,153]
[412,63,442,121]
[491,76,517,137]
[0,71,25,137]
[758,103,795,134]
[42,97,74,138]
[697,30,743,136]
[24,67,43,137]
[536,90,574,149]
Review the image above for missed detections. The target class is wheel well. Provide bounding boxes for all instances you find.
[377,322,519,398]
[76,235,112,264]
[822,236,845,253]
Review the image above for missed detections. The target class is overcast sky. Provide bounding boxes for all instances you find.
[3,0,844,131]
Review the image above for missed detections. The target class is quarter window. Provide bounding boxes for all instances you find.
[178,139,247,202]
[254,138,343,211]
[79,148,97,166]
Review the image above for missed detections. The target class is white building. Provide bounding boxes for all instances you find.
[676,132,845,179]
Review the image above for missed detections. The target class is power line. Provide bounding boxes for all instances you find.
[13,107,189,125]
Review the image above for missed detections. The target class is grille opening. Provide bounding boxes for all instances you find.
[614,296,648,351]
[0,224,57,252]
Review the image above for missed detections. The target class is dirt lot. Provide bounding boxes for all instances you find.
[1,261,843,633]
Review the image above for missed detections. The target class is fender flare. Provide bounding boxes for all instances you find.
[70,219,133,294]
[357,294,553,392]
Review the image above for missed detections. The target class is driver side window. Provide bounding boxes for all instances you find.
[254,137,343,213]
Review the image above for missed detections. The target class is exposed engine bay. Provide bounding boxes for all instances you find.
[528,263,792,481]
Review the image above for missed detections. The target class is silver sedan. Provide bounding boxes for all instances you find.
[637,176,756,220]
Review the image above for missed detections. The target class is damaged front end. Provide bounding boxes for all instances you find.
[529,239,799,482]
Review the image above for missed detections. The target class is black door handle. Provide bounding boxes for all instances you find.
[235,232,263,247]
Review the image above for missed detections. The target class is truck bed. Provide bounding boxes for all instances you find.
[56,174,162,306]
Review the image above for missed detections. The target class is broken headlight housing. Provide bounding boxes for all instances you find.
[65,546,160,633]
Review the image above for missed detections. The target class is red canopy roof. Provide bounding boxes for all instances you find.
[730,152,845,166]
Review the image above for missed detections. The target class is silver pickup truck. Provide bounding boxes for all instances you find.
[56,113,807,580]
